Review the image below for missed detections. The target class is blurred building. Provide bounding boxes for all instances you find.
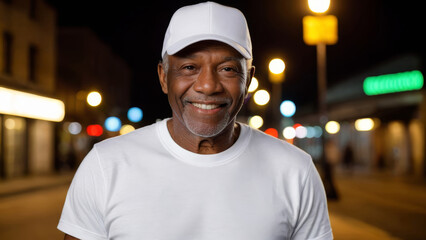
[0,0,63,179]
[296,54,425,177]
[56,27,132,170]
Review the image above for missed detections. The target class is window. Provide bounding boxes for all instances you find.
[2,32,12,75]
[28,44,38,82]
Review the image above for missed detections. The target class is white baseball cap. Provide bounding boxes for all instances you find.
[161,1,252,59]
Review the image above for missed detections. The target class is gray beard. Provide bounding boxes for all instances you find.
[182,111,231,138]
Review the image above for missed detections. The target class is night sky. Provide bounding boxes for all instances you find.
[47,0,425,124]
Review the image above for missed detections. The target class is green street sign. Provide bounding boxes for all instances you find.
[363,70,424,96]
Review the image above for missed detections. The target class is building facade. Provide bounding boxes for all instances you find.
[0,0,63,179]
[56,27,132,169]
[296,54,425,177]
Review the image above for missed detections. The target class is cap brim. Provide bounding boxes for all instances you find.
[164,34,252,59]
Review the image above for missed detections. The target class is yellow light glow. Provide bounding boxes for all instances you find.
[303,15,338,45]
[283,127,296,139]
[248,77,259,93]
[5,118,16,130]
[249,115,263,129]
[253,89,270,106]
[308,0,330,13]
[87,91,102,107]
[0,87,65,122]
[269,58,285,74]
[325,121,340,134]
[355,118,374,131]
[120,124,135,135]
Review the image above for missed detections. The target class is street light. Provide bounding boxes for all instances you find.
[303,0,338,199]
[308,0,330,13]
[269,58,285,75]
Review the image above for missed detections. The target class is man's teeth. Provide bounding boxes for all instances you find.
[191,102,221,110]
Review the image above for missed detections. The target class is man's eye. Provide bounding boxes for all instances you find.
[183,65,195,70]
[222,67,235,72]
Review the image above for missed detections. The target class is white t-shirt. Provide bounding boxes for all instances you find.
[58,119,333,240]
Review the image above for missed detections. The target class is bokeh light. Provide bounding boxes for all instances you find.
[249,115,264,129]
[283,127,296,139]
[105,116,122,132]
[68,122,82,135]
[355,118,375,131]
[265,128,278,138]
[127,107,143,123]
[253,90,270,106]
[248,77,259,93]
[120,124,135,135]
[87,124,103,137]
[280,100,296,117]
[269,58,285,74]
[325,121,340,134]
[295,126,308,138]
[87,91,102,107]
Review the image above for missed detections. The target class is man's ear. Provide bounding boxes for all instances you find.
[245,66,255,94]
[157,62,168,94]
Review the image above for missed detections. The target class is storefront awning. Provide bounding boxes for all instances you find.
[0,87,65,122]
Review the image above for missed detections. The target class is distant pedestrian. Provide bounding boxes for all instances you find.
[58,2,333,239]
[343,144,354,169]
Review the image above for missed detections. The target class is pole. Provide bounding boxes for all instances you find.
[317,42,338,199]
[317,43,327,116]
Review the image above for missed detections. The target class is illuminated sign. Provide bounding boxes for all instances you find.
[0,87,65,122]
[303,15,338,45]
[363,70,424,96]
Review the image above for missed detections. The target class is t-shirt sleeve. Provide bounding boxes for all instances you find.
[57,146,108,240]
[291,160,333,240]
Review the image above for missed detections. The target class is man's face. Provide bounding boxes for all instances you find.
[158,41,253,138]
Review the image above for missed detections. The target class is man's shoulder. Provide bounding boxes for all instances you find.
[94,120,159,152]
[242,124,312,167]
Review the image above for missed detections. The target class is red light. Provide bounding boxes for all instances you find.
[87,124,103,137]
[265,128,278,138]
[293,123,302,129]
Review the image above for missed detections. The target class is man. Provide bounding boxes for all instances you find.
[58,2,333,240]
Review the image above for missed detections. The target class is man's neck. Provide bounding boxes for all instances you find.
[166,118,240,154]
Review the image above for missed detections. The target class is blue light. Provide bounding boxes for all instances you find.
[280,100,296,117]
[127,107,143,123]
[105,117,121,132]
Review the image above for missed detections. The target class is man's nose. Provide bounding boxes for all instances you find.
[193,69,224,95]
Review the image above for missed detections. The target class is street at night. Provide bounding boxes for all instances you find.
[1,0,425,239]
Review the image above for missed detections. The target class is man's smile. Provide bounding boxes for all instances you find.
[191,102,221,110]
[186,100,229,115]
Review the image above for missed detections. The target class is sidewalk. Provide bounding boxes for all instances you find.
[0,172,74,198]
[330,212,402,240]
[327,168,426,240]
